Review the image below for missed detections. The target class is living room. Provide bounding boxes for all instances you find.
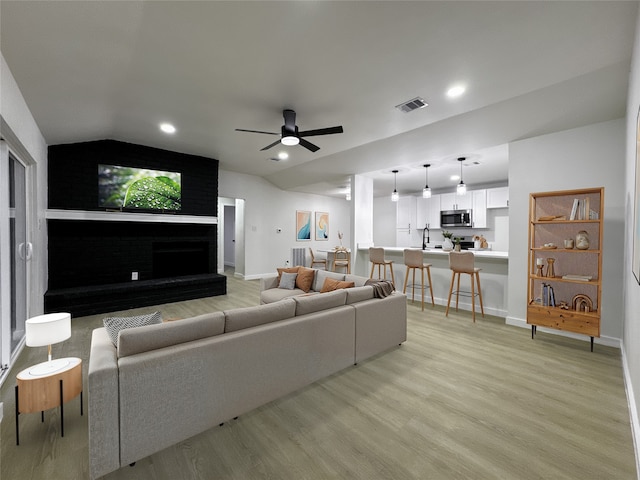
[2,2,640,479]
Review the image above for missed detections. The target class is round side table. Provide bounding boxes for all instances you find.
[15,357,83,445]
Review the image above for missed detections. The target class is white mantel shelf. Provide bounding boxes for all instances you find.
[46,209,218,224]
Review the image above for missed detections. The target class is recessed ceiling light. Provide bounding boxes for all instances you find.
[278,151,289,160]
[446,85,466,98]
[450,174,460,181]
[160,123,176,134]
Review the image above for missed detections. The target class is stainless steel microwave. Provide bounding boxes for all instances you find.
[440,209,473,228]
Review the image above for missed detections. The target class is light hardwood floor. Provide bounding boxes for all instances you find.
[1,270,636,479]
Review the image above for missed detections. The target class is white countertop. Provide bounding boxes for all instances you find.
[358,246,508,259]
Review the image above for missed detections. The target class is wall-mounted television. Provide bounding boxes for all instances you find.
[98,164,181,211]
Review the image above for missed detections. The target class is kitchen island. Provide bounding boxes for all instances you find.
[355,247,508,317]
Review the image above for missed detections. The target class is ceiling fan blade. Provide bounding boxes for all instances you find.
[283,109,296,131]
[260,139,282,151]
[235,128,279,136]
[298,126,344,137]
[299,138,320,152]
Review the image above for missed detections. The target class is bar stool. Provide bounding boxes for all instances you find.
[402,249,434,310]
[369,247,395,285]
[332,249,351,274]
[445,251,484,322]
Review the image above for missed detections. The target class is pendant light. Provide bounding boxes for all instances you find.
[391,170,399,202]
[456,157,467,195]
[422,164,431,199]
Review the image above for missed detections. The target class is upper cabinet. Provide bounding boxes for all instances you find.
[486,186,509,209]
[440,192,472,211]
[396,195,416,230]
[416,194,441,229]
[472,190,487,228]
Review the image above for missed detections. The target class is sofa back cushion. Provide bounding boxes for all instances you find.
[345,274,369,287]
[312,270,345,292]
[224,298,296,333]
[117,312,225,358]
[345,285,375,304]
[294,289,347,316]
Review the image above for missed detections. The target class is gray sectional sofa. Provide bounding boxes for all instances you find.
[88,269,406,479]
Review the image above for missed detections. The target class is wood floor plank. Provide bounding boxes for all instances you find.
[0,268,636,479]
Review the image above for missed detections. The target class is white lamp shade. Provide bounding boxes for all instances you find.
[26,312,71,347]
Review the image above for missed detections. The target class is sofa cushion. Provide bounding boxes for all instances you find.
[294,289,348,316]
[277,266,299,285]
[103,311,162,346]
[117,312,225,358]
[295,267,316,292]
[279,272,298,289]
[224,298,297,333]
[345,274,369,287]
[345,285,376,304]
[312,270,345,292]
[320,277,355,293]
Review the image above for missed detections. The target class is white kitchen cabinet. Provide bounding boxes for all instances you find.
[486,186,509,208]
[416,194,441,229]
[396,228,413,247]
[396,195,416,230]
[472,189,487,228]
[440,192,471,211]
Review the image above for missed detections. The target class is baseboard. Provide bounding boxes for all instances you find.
[621,343,640,480]
[407,294,506,318]
[505,316,621,348]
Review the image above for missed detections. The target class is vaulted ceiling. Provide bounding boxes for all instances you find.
[1,1,637,197]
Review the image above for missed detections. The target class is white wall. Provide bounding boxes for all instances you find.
[352,174,373,271]
[507,118,626,344]
[623,7,640,476]
[218,169,352,280]
[373,196,396,247]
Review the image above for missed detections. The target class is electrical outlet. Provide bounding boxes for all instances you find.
[131,271,139,281]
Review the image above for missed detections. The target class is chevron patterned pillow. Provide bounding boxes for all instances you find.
[103,311,162,346]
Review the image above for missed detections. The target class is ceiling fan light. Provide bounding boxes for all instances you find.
[423,186,431,198]
[281,135,299,146]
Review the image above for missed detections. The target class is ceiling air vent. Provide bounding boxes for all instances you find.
[395,97,428,113]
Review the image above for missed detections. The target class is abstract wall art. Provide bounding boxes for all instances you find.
[315,211,329,240]
[296,210,312,241]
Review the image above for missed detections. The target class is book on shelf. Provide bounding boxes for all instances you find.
[584,197,590,220]
[570,198,579,220]
[540,283,556,307]
[561,274,593,281]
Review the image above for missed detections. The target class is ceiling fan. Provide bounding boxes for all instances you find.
[235,109,343,152]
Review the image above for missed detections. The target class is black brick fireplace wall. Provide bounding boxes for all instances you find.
[45,140,226,316]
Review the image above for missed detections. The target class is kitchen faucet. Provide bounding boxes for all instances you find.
[422,223,430,250]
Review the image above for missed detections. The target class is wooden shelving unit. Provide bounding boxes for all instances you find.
[527,187,604,351]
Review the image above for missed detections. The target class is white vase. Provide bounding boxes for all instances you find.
[443,238,453,251]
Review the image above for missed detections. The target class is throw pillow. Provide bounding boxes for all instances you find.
[277,266,300,285]
[320,277,356,293]
[295,267,316,292]
[279,272,298,290]
[103,311,162,346]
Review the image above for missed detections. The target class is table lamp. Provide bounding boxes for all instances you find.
[25,312,72,376]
